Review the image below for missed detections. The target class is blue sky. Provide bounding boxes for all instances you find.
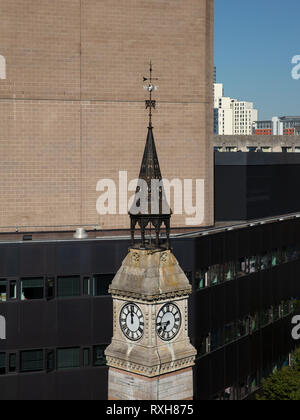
[215,0,300,120]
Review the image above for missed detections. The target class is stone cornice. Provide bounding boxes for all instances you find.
[106,355,196,378]
[109,287,192,302]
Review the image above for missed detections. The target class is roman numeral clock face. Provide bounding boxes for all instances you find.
[156,303,182,341]
[119,303,144,341]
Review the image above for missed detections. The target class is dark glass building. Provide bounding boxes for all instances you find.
[0,213,299,400]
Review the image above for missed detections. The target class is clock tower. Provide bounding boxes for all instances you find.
[105,64,197,400]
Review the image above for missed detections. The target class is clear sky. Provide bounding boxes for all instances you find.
[215,0,300,120]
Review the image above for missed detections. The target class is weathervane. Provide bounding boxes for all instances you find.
[143,61,158,127]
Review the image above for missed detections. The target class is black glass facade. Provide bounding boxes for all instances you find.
[0,217,299,399]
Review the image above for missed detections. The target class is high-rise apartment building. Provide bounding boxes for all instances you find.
[254,116,300,135]
[214,83,258,135]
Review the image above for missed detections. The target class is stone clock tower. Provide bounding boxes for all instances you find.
[105,65,197,400]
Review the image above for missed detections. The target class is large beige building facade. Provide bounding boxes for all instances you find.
[0,0,214,232]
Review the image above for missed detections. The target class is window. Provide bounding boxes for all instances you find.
[208,265,222,286]
[249,256,258,273]
[282,300,290,317]
[260,308,271,327]
[0,280,7,302]
[250,313,259,333]
[0,353,5,375]
[236,258,246,277]
[9,353,16,373]
[93,345,106,366]
[57,276,80,298]
[271,250,280,267]
[210,329,223,352]
[272,305,280,322]
[20,350,43,372]
[46,277,55,300]
[46,350,55,373]
[196,336,208,358]
[224,261,236,281]
[224,322,237,344]
[83,277,91,296]
[57,348,80,370]
[196,269,208,290]
[285,246,297,262]
[93,274,114,296]
[237,318,248,338]
[83,348,90,367]
[9,281,17,300]
[260,252,270,271]
[21,278,44,301]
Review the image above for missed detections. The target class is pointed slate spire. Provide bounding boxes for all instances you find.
[139,124,162,186]
[129,64,171,250]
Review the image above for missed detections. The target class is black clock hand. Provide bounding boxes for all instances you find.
[162,320,170,331]
[130,306,134,324]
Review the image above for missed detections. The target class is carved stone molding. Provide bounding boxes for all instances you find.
[109,288,191,302]
[106,355,195,378]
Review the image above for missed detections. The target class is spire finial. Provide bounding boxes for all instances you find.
[129,63,171,251]
[143,61,158,127]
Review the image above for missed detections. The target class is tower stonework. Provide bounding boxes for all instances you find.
[0,0,214,232]
[105,249,196,400]
[105,65,197,400]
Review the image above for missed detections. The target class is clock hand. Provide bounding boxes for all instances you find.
[130,306,134,324]
[162,320,170,331]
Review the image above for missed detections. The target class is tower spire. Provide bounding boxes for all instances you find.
[129,63,171,250]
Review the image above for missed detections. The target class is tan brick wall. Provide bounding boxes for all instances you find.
[0,0,214,232]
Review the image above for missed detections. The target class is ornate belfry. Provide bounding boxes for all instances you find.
[105,64,196,401]
[129,62,171,250]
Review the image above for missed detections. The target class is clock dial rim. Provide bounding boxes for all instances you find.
[156,302,182,341]
[119,302,145,342]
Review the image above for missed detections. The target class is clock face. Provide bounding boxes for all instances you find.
[156,303,181,341]
[119,303,144,341]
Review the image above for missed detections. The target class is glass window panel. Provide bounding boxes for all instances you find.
[0,353,5,375]
[93,345,106,366]
[9,281,17,300]
[196,336,208,358]
[57,276,80,298]
[195,269,207,290]
[93,274,114,296]
[46,350,55,372]
[286,246,297,262]
[224,322,237,344]
[210,329,223,352]
[83,348,90,367]
[271,250,279,267]
[260,253,270,271]
[20,350,43,372]
[237,318,247,338]
[260,308,271,327]
[249,256,257,273]
[250,313,259,333]
[9,353,16,372]
[21,278,44,301]
[0,280,7,302]
[57,348,80,370]
[282,300,290,316]
[237,258,248,277]
[272,305,280,322]
[208,265,222,286]
[46,277,55,300]
[83,277,91,296]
